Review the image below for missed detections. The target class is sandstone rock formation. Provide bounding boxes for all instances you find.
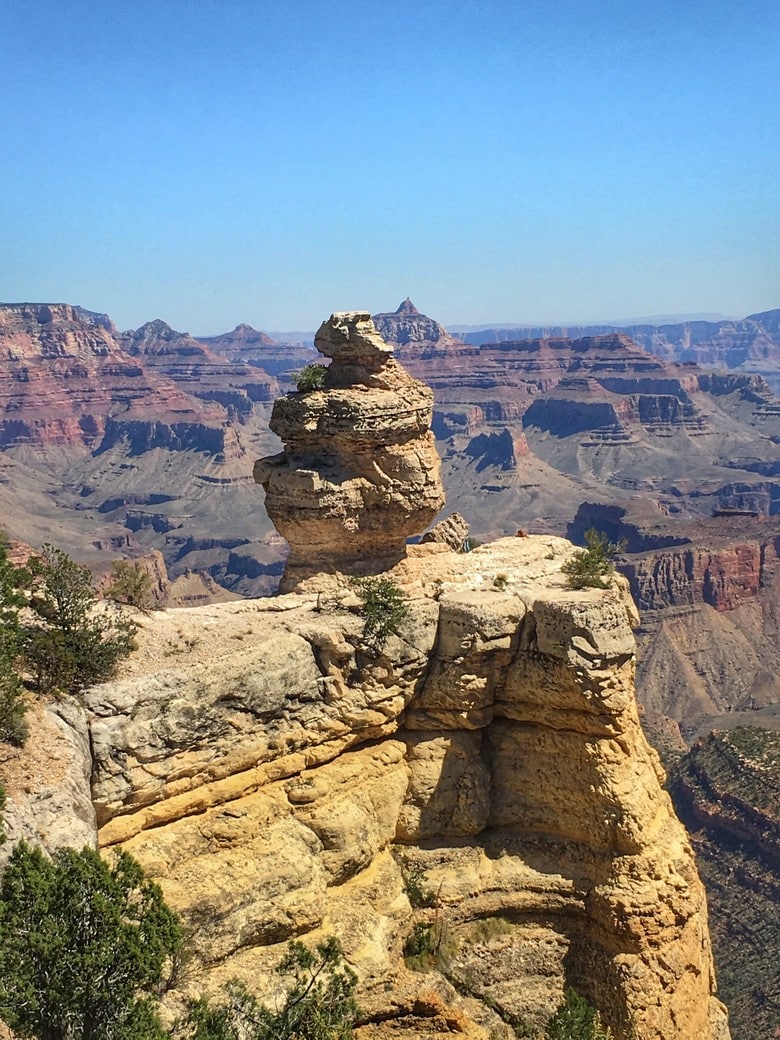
[254,312,445,591]
[0,537,729,1039]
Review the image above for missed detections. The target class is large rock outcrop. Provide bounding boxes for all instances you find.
[254,312,445,590]
[22,536,725,1040]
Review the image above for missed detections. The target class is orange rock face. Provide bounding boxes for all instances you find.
[254,312,445,590]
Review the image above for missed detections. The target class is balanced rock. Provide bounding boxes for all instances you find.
[254,312,445,590]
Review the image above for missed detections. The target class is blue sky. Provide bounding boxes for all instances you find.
[2,0,778,333]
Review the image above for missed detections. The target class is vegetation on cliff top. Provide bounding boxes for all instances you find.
[0,540,138,746]
[562,528,624,590]
[350,575,409,652]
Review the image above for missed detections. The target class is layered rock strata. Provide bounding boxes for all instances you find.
[669,729,780,1040]
[23,536,727,1040]
[254,312,445,591]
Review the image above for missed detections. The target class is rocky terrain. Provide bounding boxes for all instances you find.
[373,298,463,350]
[1,298,778,726]
[198,323,313,376]
[458,310,780,394]
[566,502,780,748]
[669,728,780,1040]
[2,299,777,582]
[0,303,286,596]
[0,536,730,1040]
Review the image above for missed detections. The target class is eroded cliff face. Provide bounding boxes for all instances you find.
[26,536,726,1040]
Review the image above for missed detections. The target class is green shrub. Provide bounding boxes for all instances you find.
[0,536,30,745]
[403,919,457,973]
[295,363,328,392]
[0,842,181,1040]
[0,666,28,747]
[401,862,436,908]
[467,915,515,944]
[105,559,157,611]
[350,576,409,652]
[545,989,616,1040]
[23,545,137,696]
[561,528,625,590]
[175,937,359,1040]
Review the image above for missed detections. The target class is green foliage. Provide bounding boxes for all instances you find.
[23,545,137,696]
[295,363,328,392]
[403,922,436,967]
[350,576,409,652]
[0,842,181,1040]
[105,560,157,611]
[401,863,436,909]
[175,937,359,1040]
[0,536,30,745]
[561,528,625,590]
[402,919,457,974]
[0,783,5,845]
[545,989,615,1040]
[467,915,515,944]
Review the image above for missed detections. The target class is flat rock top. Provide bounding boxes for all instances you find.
[116,535,636,679]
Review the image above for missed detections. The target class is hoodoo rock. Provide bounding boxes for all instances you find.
[254,312,445,590]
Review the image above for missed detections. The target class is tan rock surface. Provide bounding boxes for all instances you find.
[254,312,445,591]
[78,536,728,1039]
[0,700,96,865]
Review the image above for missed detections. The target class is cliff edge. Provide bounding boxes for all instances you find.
[1,537,729,1039]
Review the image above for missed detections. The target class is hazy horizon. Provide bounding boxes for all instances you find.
[3,1,778,332]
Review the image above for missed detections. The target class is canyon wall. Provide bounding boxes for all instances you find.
[1,537,729,1040]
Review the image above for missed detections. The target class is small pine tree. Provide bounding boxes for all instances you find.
[23,545,137,696]
[350,576,409,652]
[0,843,181,1040]
[561,529,625,590]
[105,559,157,611]
[175,937,359,1040]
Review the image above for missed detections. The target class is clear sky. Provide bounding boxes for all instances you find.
[2,0,778,333]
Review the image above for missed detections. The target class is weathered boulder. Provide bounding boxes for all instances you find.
[254,312,445,591]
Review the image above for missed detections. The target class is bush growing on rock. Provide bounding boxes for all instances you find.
[0,536,30,745]
[561,528,624,590]
[350,576,409,652]
[0,842,181,1040]
[23,545,137,696]
[174,937,359,1040]
[295,363,328,392]
[545,989,616,1040]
